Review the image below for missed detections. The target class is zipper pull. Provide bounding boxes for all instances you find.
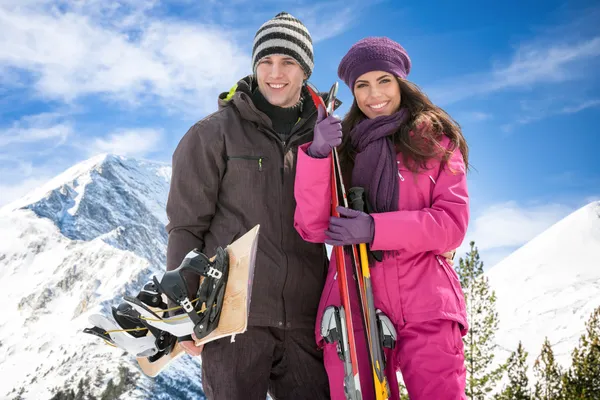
[397,161,405,181]
[258,157,263,172]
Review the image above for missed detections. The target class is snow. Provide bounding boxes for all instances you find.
[1,151,598,399]
[0,154,202,400]
[486,200,600,383]
[0,154,109,215]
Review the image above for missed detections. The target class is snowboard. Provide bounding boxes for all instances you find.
[137,224,260,377]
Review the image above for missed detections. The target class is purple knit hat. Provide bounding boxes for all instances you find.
[337,37,411,91]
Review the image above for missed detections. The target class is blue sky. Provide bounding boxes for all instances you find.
[1,0,599,268]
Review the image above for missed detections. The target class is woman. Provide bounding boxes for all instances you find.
[294,37,469,399]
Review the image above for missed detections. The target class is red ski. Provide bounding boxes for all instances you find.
[307,82,395,400]
[307,82,363,399]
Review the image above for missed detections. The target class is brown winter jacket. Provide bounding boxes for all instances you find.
[165,76,334,329]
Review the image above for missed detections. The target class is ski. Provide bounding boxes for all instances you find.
[306,82,363,399]
[330,110,391,400]
[307,82,395,399]
[321,305,362,400]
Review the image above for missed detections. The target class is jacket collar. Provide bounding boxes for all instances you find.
[218,75,341,133]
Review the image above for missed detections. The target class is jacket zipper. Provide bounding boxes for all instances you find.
[275,119,311,327]
[396,161,405,181]
[256,107,317,328]
[227,155,265,172]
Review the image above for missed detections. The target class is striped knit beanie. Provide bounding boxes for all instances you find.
[252,12,314,78]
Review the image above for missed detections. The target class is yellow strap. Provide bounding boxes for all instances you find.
[223,83,238,102]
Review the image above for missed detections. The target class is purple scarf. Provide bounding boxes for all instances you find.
[348,108,409,213]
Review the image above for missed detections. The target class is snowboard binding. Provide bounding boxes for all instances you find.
[148,245,230,340]
[321,307,397,358]
[84,245,230,356]
[320,305,397,400]
[83,224,260,377]
[83,282,178,360]
[321,305,361,400]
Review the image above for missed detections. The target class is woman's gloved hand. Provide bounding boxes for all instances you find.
[307,105,343,158]
[325,206,374,246]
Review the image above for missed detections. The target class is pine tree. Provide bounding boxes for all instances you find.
[97,365,136,400]
[93,372,103,389]
[398,382,409,400]
[74,379,85,400]
[495,341,531,399]
[101,378,117,400]
[454,241,504,399]
[533,337,563,399]
[562,306,600,399]
[49,389,76,400]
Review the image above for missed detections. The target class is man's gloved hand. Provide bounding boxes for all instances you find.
[307,105,343,158]
[325,206,374,246]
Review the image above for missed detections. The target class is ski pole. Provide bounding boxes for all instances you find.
[348,187,391,400]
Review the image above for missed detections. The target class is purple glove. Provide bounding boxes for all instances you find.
[307,105,342,158]
[325,206,374,246]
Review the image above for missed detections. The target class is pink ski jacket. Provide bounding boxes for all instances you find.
[293,134,469,347]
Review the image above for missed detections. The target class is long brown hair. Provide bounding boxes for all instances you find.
[339,77,469,176]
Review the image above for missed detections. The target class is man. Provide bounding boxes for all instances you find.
[165,12,331,400]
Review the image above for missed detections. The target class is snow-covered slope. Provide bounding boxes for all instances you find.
[486,200,600,379]
[0,154,205,400]
[4,152,597,398]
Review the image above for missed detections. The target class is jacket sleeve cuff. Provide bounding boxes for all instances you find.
[293,143,332,243]
[371,212,405,251]
[297,143,332,176]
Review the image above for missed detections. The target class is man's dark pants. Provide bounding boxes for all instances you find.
[201,326,330,399]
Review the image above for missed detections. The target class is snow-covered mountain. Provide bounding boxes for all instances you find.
[3,152,597,399]
[486,200,600,382]
[0,154,205,400]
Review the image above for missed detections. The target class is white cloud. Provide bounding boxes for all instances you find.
[561,99,600,113]
[455,201,577,268]
[467,202,573,250]
[0,113,73,147]
[0,123,162,207]
[0,177,50,208]
[201,0,370,43]
[87,128,162,157]
[0,124,72,147]
[492,37,600,87]
[0,156,56,207]
[0,0,378,115]
[294,1,364,43]
[457,111,492,123]
[584,195,600,205]
[0,2,249,114]
[501,97,600,132]
[428,36,600,106]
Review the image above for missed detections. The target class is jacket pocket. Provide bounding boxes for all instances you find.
[396,163,431,210]
[227,155,267,172]
[436,255,465,308]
